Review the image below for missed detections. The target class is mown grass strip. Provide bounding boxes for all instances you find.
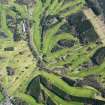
[40,71,99,98]
[14,93,42,105]
[42,85,84,105]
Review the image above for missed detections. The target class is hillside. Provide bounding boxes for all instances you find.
[0,0,105,105]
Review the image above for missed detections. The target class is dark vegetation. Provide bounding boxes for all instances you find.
[11,97,28,105]
[86,0,102,16]
[27,75,105,105]
[57,39,76,48]
[6,66,15,76]
[68,11,99,44]
[0,32,8,39]
[16,0,35,7]
[91,47,105,65]
[4,47,14,51]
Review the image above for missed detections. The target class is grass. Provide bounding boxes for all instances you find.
[1,0,105,104]
[0,92,4,102]
[0,4,14,37]
[0,38,36,95]
[31,0,85,57]
[6,41,36,95]
[46,42,101,70]
[68,62,105,78]
[14,93,42,105]
[40,71,99,98]
[1,36,103,104]
[42,85,84,105]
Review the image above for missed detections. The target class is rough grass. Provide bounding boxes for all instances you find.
[0,92,4,102]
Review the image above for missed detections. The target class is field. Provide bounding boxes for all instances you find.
[0,0,105,105]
